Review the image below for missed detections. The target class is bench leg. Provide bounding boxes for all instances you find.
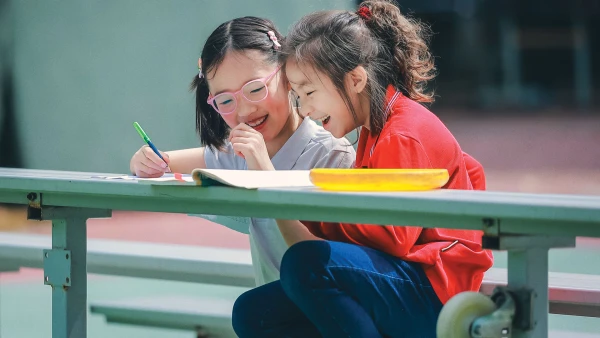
[493,235,575,338]
[507,247,548,338]
[35,207,111,338]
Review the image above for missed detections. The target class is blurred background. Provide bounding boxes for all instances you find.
[1,0,599,337]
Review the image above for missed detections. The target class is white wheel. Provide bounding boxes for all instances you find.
[436,292,496,338]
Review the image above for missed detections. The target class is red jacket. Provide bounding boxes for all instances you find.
[303,86,494,304]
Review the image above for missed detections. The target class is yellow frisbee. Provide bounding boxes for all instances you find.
[309,168,449,192]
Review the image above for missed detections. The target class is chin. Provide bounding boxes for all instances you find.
[331,129,348,139]
[258,129,273,141]
[260,125,283,143]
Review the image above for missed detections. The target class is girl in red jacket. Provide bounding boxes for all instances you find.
[232,1,493,337]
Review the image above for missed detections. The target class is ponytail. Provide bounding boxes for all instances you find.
[283,1,436,135]
[359,0,436,103]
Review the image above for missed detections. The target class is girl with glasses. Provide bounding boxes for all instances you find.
[129,16,355,286]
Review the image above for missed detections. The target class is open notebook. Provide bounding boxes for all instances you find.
[97,169,314,189]
[93,169,315,231]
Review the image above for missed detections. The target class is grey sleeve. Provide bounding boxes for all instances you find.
[314,140,356,169]
[204,143,245,170]
[334,148,356,168]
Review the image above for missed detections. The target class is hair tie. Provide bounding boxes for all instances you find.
[198,58,203,79]
[267,31,281,50]
[357,6,372,21]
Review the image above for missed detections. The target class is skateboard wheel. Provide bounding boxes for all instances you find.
[437,292,496,338]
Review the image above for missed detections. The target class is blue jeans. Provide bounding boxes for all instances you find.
[232,240,443,338]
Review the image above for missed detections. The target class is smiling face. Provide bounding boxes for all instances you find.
[206,50,294,144]
[285,58,367,138]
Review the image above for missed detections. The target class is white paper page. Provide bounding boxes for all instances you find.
[196,169,313,189]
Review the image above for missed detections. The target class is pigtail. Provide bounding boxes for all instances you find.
[359,0,436,103]
[190,74,229,151]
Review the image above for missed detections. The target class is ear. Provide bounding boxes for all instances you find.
[346,65,368,94]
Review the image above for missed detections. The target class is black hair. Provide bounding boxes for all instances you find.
[190,16,283,151]
[282,0,435,135]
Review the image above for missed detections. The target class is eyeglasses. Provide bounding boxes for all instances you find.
[207,66,281,115]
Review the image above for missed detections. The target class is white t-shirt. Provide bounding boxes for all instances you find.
[202,117,355,286]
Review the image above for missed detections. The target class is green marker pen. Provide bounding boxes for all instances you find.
[133,122,171,172]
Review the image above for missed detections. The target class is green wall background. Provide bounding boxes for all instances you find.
[12,0,355,173]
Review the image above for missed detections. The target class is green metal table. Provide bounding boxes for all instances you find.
[1,168,599,338]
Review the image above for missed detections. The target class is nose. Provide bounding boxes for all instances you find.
[236,95,258,118]
[299,104,314,119]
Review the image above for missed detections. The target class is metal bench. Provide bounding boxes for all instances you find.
[3,168,600,337]
[2,232,599,337]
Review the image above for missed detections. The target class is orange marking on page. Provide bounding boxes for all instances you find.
[173,173,184,182]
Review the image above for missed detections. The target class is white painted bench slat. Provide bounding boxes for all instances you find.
[0,233,255,287]
[2,232,599,318]
[90,296,236,337]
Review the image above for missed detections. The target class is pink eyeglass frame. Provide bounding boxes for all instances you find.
[206,66,282,115]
